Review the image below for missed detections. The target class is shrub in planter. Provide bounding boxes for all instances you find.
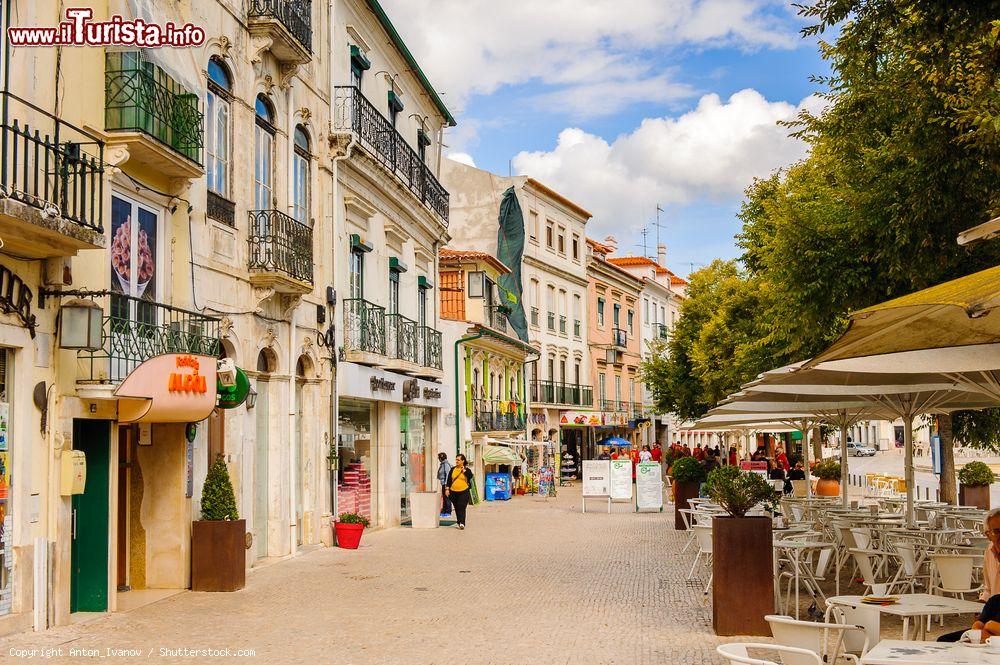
[706,466,778,636]
[192,457,246,592]
[671,456,707,530]
[959,461,994,509]
[813,459,842,497]
[335,512,370,549]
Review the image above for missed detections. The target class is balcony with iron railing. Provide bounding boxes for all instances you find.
[0,92,106,257]
[386,313,418,370]
[104,51,203,178]
[530,380,593,407]
[343,298,385,363]
[472,398,526,433]
[247,0,312,64]
[612,327,627,348]
[333,86,449,222]
[652,323,670,341]
[599,398,619,412]
[573,319,581,338]
[530,307,539,327]
[486,304,510,335]
[416,325,443,374]
[247,209,313,292]
[546,311,555,331]
[76,293,220,384]
[558,315,567,335]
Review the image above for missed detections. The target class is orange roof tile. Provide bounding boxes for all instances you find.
[439,248,511,274]
[608,255,688,284]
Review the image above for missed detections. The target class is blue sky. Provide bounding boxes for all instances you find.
[383,0,831,276]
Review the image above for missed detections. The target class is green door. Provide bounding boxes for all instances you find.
[71,419,111,613]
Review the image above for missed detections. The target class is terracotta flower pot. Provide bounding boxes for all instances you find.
[712,516,773,636]
[959,484,990,510]
[335,521,366,549]
[191,519,246,592]
[816,478,840,497]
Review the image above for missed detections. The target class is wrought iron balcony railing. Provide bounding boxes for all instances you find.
[486,305,509,334]
[0,92,104,232]
[416,325,443,370]
[386,313,417,364]
[573,319,581,338]
[247,209,313,285]
[105,52,203,164]
[343,298,385,356]
[247,0,312,53]
[530,307,539,327]
[559,315,567,334]
[546,311,555,331]
[333,86,449,222]
[612,327,627,347]
[599,398,618,412]
[530,381,593,407]
[653,322,670,340]
[472,398,526,433]
[77,293,220,383]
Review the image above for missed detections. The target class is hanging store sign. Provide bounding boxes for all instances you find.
[217,367,251,409]
[115,353,218,423]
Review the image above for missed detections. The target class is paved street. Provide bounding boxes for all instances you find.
[841,448,1000,505]
[2,486,730,665]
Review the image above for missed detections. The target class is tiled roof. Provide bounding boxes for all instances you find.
[607,255,688,286]
[439,248,511,274]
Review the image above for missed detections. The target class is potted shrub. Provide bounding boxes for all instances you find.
[959,461,994,510]
[671,456,706,530]
[813,458,841,497]
[191,457,246,592]
[706,466,779,636]
[334,512,370,549]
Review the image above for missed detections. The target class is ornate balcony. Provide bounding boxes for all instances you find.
[472,398,526,433]
[104,51,203,178]
[415,325,443,378]
[530,381,593,407]
[247,209,313,293]
[343,298,385,365]
[486,305,510,335]
[612,327,627,348]
[247,0,312,65]
[77,293,220,384]
[333,86,449,222]
[652,323,670,340]
[385,313,418,372]
[0,92,106,257]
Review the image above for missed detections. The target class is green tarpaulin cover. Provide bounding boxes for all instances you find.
[496,187,529,343]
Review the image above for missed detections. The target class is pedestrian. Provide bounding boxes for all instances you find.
[693,443,705,461]
[597,446,611,461]
[437,452,453,518]
[639,445,652,463]
[728,446,737,466]
[445,453,474,530]
[774,445,791,473]
[682,442,691,456]
[651,442,663,463]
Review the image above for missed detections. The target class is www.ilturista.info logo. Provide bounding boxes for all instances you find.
[7,8,205,48]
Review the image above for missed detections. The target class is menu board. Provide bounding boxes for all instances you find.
[636,462,663,511]
[610,459,633,501]
[740,460,769,480]
[582,460,610,497]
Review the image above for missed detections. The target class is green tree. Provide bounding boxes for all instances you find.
[201,456,239,521]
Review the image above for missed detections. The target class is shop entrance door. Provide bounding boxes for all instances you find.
[71,419,111,612]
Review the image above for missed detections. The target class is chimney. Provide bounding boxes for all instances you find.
[603,235,618,254]
[657,243,667,266]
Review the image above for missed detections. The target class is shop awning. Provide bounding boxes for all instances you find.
[482,445,521,464]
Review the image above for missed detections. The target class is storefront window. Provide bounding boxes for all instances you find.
[338,400,377,524]
[400,406,426,521]
[0,350,12,616]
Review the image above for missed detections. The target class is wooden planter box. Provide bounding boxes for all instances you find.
[959,484,990,510]
[191,519,246,592]
[712,516,773,636]
[674,480,701,530]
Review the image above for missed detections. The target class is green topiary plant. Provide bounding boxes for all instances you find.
[337,512,370,527]
[959,461,995,487]
[706,466,779,518]
[201,456,238,521]
[670,456,707,483]
[813,459,841,481]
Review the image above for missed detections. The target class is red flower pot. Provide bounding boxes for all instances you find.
[335,522,366,549]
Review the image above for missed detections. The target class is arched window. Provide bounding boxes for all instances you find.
[253,94,275,211]
[206,57,232,201]
[292,125,310,225]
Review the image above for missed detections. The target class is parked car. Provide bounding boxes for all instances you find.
[846,442,877,457]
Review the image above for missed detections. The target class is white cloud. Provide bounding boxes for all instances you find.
[380,0,799,112]
[512,89,817,238]
[446,152,477,167]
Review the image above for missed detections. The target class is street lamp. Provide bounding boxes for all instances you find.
[246,385,258,409]
[58,299,103,351]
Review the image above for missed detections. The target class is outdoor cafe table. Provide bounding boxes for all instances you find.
[861,639,1000,664]
[826,594,984,642]
[774,538,835,619]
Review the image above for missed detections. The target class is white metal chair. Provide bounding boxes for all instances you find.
[766,614,868,665]
[716,643,822,665]
[848,549,906,596]
[689,524,713,594]
[791,481,808,500]
[930,553,983,599]
[825,603,880,656]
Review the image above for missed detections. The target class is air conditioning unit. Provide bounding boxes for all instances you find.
[217,358,237,387]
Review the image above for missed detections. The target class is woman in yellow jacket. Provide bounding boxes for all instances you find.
[445,453,474,529]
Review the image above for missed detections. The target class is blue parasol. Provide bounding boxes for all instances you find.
[597,436,631,447]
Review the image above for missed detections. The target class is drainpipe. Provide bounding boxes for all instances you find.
[454,331,484,457]
[286,80,299,556]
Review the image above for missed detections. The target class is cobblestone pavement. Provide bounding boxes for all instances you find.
[3,486,737,664]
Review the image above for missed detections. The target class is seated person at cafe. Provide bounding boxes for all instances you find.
[938,508,1000,642]
[787,462,806,481]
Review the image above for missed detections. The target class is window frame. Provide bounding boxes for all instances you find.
[206,57,232,199]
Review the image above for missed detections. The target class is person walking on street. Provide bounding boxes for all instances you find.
[437,452,453,518]
[639,445,652,463]
[445,453,474,529]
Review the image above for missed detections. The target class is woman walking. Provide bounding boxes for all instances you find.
[445,453,474,530]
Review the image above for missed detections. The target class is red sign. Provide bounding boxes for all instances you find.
[115,353,218,423]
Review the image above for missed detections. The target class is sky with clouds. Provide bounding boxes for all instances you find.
[381,0,830,276]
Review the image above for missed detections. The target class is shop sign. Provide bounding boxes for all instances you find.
[402,379,420,402]
[560,411,604,427]
[370,376,396,394]
[217,367,250,409]
[115,353,218,423]
[341,363,448,407]
[740,460,769,481]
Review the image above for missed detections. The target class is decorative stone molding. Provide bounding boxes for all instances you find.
[250,35,274,76]
[277,63,299,90]
[219,315,234,337]
[253,287,276,311]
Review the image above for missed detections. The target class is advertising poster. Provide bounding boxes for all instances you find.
[610,459,633,501]
[582,460,610,497]
[636,462,663,511]
[740,460,769,481]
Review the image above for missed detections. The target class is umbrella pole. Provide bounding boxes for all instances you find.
[840,422,849,509]
[904,414,915,526]
[802,423,812,498]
